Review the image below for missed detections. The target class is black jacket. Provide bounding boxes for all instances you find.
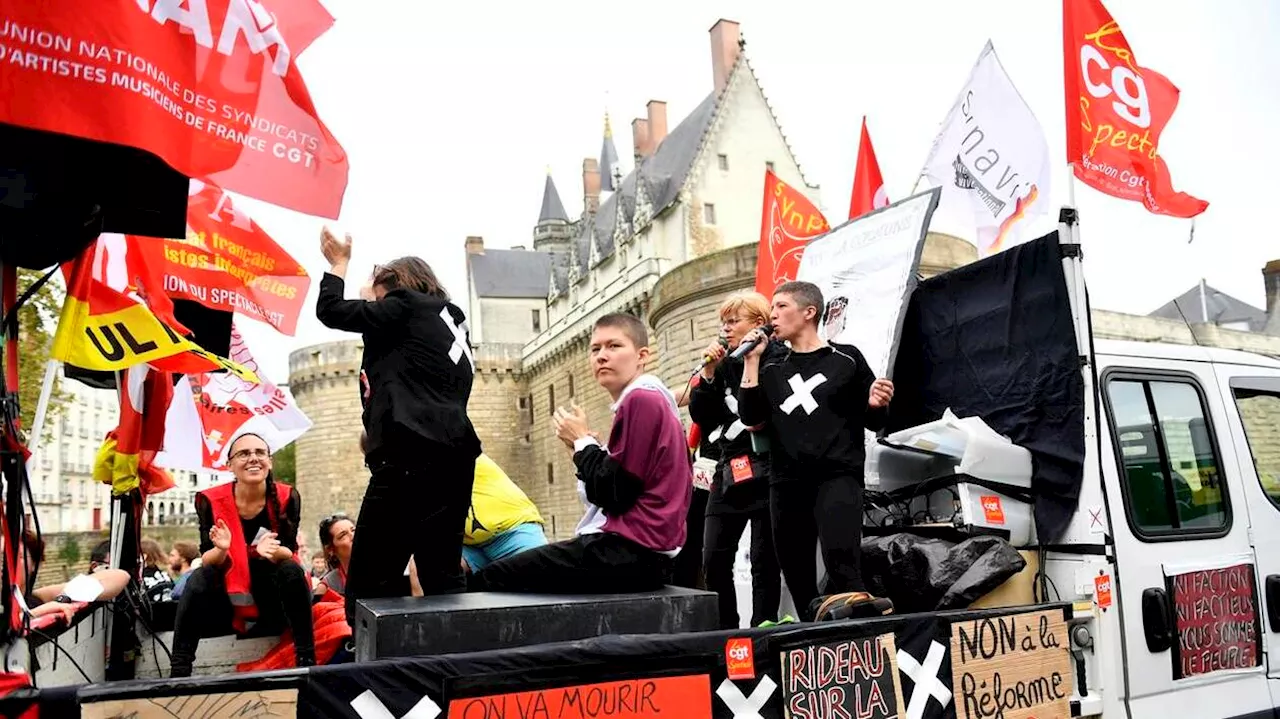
[316,273,480,460]
[688,342,787,513]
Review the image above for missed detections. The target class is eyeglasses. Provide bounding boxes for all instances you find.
[231,448,271,462]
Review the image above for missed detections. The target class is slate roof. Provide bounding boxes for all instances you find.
[1149,284,1270,331]
[538,174,568,223]
[572,92,719,277]
[469,248,555,299]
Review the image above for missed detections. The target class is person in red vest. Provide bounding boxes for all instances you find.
[169,433,315,677]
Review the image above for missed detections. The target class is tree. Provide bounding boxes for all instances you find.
[57,536,82,581]
[14,268,71,442]
[273,442,296,485]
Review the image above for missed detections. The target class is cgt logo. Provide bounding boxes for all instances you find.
[137,0,292,77]
[980,495,1005,525]
[1095,574,1113,609]
[725,638,755,680]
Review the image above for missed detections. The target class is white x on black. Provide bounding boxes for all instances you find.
[350,689,440,719]
[709,387,746,443]
[716,676,776,719]
[779,372,827,415]
[440,307,474,370]
[897,640,953,719]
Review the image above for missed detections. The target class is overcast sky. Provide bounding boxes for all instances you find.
[231,0,1280,382]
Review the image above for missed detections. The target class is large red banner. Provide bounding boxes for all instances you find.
[755,170,830,297]
[130,179,310,335]
[0,0,348,219]
[1062,0,1207,218]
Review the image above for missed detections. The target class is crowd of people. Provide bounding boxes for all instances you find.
[13,228,898,675]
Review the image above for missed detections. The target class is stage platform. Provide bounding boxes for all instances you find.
[354,586,718,661]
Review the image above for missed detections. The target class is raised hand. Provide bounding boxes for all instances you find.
[209,518,233,552]
[700,339,728,374]
[553,403,591,450]
[320,226,353,267]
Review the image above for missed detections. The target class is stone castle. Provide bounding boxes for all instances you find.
[289,19,1280,544]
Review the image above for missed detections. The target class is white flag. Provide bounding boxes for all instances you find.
[156,325,311,472]
[920,41,1051,257]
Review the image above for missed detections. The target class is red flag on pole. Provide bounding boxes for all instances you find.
[1062,0,1207,217]
[0,0,348,218]
[848,117,889,220]
[754,171,829,297]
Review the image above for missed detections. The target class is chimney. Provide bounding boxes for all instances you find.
[582,158,600,214]
[709,19,741,95]
[631,118,651,162]
[1264,259,1280,320]
[465,236,485,255]
[646,100,668,150]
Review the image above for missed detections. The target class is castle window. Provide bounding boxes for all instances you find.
[531,309,541,333]
[703,203,717,225]
[549,384,556,416]
[546,463,554,485]
[718,154,729,171]
[568,373,575,398]
[766,161,775,172]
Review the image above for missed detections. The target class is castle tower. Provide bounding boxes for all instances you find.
[288,340,366,544]
[533,169,572,253]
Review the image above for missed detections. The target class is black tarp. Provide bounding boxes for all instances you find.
[886,231,1086,543]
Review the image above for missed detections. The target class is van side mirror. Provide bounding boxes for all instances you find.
[1141,587,1174,653]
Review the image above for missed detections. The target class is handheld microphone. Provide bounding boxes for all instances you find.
[693,336,731,375]
[729,324,774,360]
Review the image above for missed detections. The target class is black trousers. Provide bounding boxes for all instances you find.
[704,509,780,629]
[469,533,672,594]
[170,562,314,677]
[770,474,865,621]
[671,488,709,589]
[345,445,476,634]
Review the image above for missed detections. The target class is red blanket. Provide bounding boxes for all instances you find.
[236,588,350,672]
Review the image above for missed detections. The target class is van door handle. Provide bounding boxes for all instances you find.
[1141,587,1173,653]
[1266,575,1280,633]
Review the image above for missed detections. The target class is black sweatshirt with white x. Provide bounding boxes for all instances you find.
[738,342,887,482]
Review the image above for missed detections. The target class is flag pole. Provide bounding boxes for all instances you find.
[23,360,60,475]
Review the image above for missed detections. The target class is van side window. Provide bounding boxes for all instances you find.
[1107,378,1228,537]
[1232,387,1280,508]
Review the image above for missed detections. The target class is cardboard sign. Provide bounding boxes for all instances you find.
[726,637,756,680]
[447,674,711,719]
[780,633,906,719]
[951,609,1072,719]
[1169,562,1261,678]
[82,689,297,718]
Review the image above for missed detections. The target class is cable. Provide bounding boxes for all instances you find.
[26,627,93,685]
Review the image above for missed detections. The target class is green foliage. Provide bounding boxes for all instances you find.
[14,268,71,441]
[273,442,296,485]
[56,536,82,581]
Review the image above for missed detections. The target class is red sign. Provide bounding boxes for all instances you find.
[980,496,1005,525]
[1170,563,1261,679]
[131,179,310,334]
[1094,574,1113,609]
[725,637,755,680]
[447,674,711,719]
[755,170,829,297]
[0,1,348,218]
[1062,0,1207,218]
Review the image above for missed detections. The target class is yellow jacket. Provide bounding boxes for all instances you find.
[465,454,544,545]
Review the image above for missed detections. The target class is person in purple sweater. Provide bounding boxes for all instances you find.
[468,313,692,594]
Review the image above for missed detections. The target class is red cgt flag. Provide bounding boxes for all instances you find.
[130,179,311,335]
[0,0,348,219]
[1062,0,1207,218]
[848,117,889,220]
[755,170,829,297]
